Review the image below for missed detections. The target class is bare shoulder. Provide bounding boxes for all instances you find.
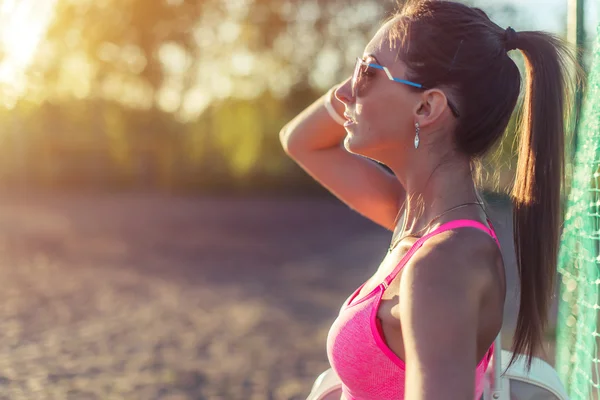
[398,226,504,375]
[401,226,503,302]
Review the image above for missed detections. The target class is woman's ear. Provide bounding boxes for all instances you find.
[415,89,449,127]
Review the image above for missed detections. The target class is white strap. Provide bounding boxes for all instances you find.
[324,86,346,125]
[489,333,503,399]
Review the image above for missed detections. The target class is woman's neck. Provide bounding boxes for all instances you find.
[395,161,482,236]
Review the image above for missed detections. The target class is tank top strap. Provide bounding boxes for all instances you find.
[383,218,501,287]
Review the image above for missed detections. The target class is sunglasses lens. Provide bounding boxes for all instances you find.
[352,59,361,97]
[352,58,370,98]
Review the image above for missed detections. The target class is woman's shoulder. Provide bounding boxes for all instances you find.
[397,225,504,390]
[402,225,502,299]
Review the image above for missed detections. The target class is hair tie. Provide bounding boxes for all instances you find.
[504,27,518,52]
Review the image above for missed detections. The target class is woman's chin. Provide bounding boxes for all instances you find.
[343,133,367,155]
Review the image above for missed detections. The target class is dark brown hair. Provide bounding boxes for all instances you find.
[389,0,577,369]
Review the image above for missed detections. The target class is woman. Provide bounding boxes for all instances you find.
[279,1,575,399]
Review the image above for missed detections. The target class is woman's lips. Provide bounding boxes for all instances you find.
[343,113,356,126]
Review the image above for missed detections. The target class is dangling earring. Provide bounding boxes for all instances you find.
[414,122,420,149]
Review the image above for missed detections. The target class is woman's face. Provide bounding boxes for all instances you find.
[335,21,422,161]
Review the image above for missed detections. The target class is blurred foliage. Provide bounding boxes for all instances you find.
[0,0,555,194]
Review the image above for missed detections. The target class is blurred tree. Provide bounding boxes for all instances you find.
[28,0,204,187]
[36,0,202,102]
[4,0,525,193]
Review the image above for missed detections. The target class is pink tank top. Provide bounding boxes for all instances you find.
[326,219,501,400]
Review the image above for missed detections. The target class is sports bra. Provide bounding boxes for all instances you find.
[326,219,501,400]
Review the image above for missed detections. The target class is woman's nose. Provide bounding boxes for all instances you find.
[335,77,354,106]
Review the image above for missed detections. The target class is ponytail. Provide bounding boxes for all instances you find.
[510,31,577,369]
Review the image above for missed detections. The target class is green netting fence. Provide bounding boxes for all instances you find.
[557,25,600,400]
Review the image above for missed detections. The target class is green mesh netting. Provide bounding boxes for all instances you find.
[557,26,600,400]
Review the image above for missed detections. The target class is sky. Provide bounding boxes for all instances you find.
[501,0,598,36]
[0,0,57,106]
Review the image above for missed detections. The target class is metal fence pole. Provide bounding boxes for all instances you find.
[567,0,585,155]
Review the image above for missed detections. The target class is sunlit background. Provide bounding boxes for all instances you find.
[0,0,589,192]
[0,1,593,399]
[0,0,56,101]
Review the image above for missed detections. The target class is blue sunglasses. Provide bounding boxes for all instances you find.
[352,57,460,118]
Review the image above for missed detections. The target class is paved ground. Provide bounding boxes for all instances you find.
[0,192,553,399]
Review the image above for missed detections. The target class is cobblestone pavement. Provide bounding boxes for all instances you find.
[0,192,543,399]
